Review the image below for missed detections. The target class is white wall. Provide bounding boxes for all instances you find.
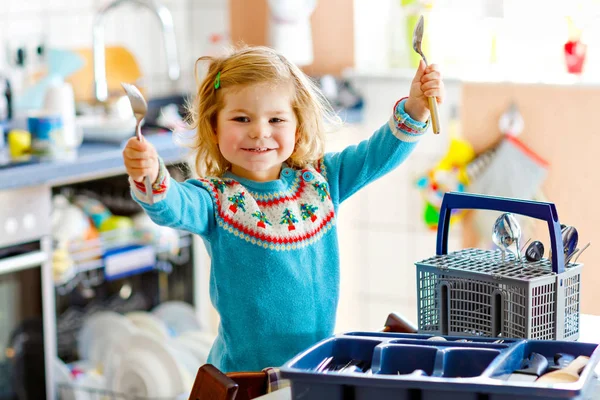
[333,76,463,333]
[0,0,229,98]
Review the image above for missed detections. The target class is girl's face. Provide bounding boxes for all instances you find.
[216,82,298,182]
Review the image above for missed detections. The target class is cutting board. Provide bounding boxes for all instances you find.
[66,45,143,103]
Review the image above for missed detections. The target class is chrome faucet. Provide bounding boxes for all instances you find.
[92,0,180,103]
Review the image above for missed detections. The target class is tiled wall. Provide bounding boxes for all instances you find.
[332,77,464,333]
[0,0,230,98]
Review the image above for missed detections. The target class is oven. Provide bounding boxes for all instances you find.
[0,186,56,400]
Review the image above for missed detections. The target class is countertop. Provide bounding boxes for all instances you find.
[1,131,190,190]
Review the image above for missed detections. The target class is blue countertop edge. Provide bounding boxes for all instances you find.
[1,132,192,190]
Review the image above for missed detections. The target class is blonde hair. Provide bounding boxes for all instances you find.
[186,45,338,178]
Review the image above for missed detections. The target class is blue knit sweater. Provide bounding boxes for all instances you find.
[131,99,429,372]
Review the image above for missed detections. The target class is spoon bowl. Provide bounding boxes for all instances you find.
[492,213,522,262]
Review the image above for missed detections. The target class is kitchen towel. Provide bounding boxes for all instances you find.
[468,135,549,245]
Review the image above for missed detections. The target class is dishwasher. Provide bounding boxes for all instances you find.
[50,163,207,399]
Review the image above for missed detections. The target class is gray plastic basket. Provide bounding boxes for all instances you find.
[416,193,582,341]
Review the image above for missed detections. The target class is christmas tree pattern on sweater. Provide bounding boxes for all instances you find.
[198,167,335,251]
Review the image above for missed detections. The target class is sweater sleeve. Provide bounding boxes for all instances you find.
[130,159,216,237]
[320,98,429,204]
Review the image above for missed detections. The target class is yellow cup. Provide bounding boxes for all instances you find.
[8,130,31,159]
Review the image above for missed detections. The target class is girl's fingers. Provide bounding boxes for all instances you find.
[421,70,442,83]
[425,63,441,74]
[420,80,442,92]
[125,158,155,169]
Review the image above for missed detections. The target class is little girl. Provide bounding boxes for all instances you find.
[123,46,444,372]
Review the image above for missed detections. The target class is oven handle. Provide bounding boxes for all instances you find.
[0,250,48,275]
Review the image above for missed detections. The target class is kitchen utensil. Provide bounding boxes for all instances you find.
[412,15,440,134]
[548,353,576,372]
[562,225,579,259]
[336,359,368,374]
[507,352,548,382]
[382,312,418,333]
[572,242,591,264]
[427,336,447,341]
[537,355,589,383]
[565,248,580,264]
[492,213,522,262]
[314,356,333,373]
[121,82,153,205]
[525,240,544,262]
[521,237,531,253]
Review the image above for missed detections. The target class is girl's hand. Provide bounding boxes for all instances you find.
[122,137,160,183]
[405,60,445,123]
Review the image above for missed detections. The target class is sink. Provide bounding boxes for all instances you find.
[77,93,191,144]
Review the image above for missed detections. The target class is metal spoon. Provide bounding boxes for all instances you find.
[121,82,154,205]
[525,240,544,262]
[412,15,440,134]
[492,213,522,262]
[561,225,578,260]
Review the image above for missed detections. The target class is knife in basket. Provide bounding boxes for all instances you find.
[507,352,548,382]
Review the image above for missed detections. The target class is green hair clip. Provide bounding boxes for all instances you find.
[214,71,221,89]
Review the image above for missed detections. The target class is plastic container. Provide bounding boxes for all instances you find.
[281,331,600,400]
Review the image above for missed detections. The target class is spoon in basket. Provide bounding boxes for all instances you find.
[492,213,522,263]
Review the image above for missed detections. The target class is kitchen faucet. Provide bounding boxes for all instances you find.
[92,0,180,103]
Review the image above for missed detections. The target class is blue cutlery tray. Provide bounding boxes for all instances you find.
[280,332,600,399]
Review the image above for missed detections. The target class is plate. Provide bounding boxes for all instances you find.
[110,332,187,398]
[126,311,170,341]
[173,335,210,366]
[77,311,138,369]
[167,339,201,389]
[179,330,215,349]
[152,301,200,336]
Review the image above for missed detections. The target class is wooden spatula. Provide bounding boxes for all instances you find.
[536,355,589,383]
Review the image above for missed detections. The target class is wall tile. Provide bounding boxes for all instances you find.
[47,13,94,49]
[361,295,418,332]
[360,230,416,298]
[6,0,47,15]
[190,4,229,58]
[47,0,93,12]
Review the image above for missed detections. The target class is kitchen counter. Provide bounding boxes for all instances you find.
[1,131,190,190]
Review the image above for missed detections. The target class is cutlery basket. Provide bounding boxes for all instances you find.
[280,332,600,400]
[416,192,582,340]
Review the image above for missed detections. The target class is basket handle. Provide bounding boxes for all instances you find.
[437,192,564,274]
